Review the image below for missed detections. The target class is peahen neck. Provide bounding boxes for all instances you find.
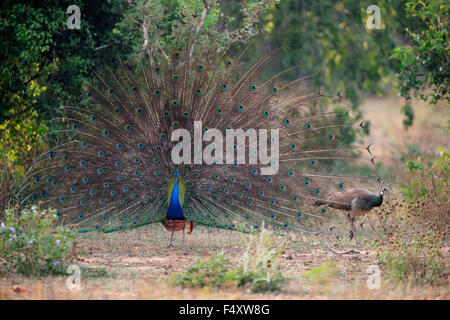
[373,194,384,207]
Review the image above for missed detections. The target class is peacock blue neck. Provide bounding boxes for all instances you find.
[167,180,184,220]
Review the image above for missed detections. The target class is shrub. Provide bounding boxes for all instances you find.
[171,226,288,293]
[231,227,287,293]
[171,252,234,288]
[0,205,76,276]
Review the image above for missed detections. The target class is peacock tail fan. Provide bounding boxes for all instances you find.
[19,21,374,246]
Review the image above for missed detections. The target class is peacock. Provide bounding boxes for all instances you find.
[18,14,379,251]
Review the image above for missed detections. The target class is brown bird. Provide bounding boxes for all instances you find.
[314,186,388,244]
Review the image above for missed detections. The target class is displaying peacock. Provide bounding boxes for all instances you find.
[18,16,378,250]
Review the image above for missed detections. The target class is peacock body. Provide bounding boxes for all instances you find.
[19,18,377,248]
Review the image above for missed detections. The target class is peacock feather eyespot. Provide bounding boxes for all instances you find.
[135,157,141,163]
[97,168,104,174]
[172,121,180,128]
[259,191,264,195]
[310,159,315,165]
[183,112,189,118]
[80,200,86,206]
[153,158,159,163]
[65,165,71,172]
[196,88,202,95]
[72,123,78,130]
[173,75,179,81]
[163,111,169,117]
[155,171,160,176]
[125,125,132,131]
[71,187,76,193]
[171,100,178,107]
[115,161,122,167]
[117,175,123,181]
[109,88,114,94]
[111,190,116,196]
[90,190,96,196]
[98,151,104,157]
[132,87,137,92]
[79,160,86,167]
[103,129,109,136]
[87,92,92,97]
[82,177,89,183]
[104,182,109,187]
[136,108,143,114]
[138,143,144,149]
[154,89,161,96]
[284,119,290,125]
[315,188,320,194]
[197,65,204,71]
[154,66,160,73]
[272,87,278,93]
[116,143,123,150]
[280,185,285,191]
[141,181,146,186]
[173,51,181,58]
[263,111,269,117]
[306,122,311,129]
[60,197,65,203]
[238,105,244,111]
[250,85,257,92]
[91,115,97,122]
[221,84,227,90]
[115,107,121,113]
[266,177,272,182]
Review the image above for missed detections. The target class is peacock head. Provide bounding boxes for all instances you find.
[174,171,180,177]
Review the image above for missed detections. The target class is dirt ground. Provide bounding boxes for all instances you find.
[1,96,448,300]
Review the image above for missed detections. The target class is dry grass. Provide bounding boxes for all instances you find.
[0,223,448,300]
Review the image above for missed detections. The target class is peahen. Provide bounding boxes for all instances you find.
[314,186,388,244]
[19,17,376,250]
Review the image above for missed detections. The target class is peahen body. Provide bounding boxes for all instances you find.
[19,15,376,250]
[314,187,388,243]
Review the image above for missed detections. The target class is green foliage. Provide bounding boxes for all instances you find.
[391,0,449,106]
[171,227,287,293]
[400,147,449,202]
[0,206,76,276]
[302,261,338,285]
[264,0,410,109]
[171,252,234,288]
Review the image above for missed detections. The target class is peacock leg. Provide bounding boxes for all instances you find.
[182,221,186,249]
[168,227,175,247]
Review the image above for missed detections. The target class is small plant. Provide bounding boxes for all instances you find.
[232,227,287,293]
[0,205,76,276]
[171,252,234,288]
[302,261,338,285]
[171,226,288,293]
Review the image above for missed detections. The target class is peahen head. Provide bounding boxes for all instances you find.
[380,186,388,197]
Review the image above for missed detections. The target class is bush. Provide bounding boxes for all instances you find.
[171,252,234,288]
[372,149,448,284]
[171,226,288,293]
[0,205,76,276]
